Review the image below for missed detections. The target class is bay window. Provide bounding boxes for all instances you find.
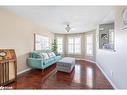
[68,37,81,54]
[56,37,63,53]
[86,34,93,56]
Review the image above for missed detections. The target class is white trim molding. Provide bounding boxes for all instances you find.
[96,63,117,89]
[76,58,96,64]
[17,68,32,75]
[83,58,96,64]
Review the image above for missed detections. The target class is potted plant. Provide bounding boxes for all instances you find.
[51,39,58,55]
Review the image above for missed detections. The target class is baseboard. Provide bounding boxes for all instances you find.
[84,59,96,64]
[76,58,96,64]
[96,63,117,89]
[17,68,32,75]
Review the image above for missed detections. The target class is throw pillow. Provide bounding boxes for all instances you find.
[42,53,49,59]
[47,52,53,58]
[51,52,56,56]
[36,53,44,59]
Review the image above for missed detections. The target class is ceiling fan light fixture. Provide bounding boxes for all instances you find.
[65,24,71,32]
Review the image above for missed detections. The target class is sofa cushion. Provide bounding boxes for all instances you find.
[51,52,56,56]
[42,53,49,59]
[36,53,44,59]
[30,52,38,58]
[50,57,55,62]
[48,52,55,58]
[55,56,62,60]
[43,59,50,65]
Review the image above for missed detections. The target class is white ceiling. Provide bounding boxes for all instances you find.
[4,6,114,34]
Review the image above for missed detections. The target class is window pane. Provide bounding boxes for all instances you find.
[87,44,92,55]
[57,37,62,44]
[87,36,92,43]
[75,44,80,53]
[56,37,63,53]
[75,37,80,44]
[36,43,41,50]
[86,34,93,56]
[68,37,81,54]
[41,37,49,49]
[75,37,81,54]
[68,37,74,53]
[57,45,63,53]
[68,38,74,44]
[68,44,73,53]
[35,34,49,50]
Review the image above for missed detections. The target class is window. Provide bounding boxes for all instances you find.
[68,37,74,54]
[75,37,81,53]
[68,37,81,54]
[86,34,93,56]
[56,37,63,53]
[35,34,49,50]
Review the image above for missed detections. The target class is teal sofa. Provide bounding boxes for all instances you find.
[27,50,62,69]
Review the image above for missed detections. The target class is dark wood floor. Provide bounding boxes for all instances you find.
[8,60,113,89]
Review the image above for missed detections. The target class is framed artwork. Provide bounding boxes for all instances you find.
[99,23,115,50]
[122,8,127,30]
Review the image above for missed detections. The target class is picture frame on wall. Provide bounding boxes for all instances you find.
[122,8,127,30]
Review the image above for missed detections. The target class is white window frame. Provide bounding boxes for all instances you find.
[68,36,81,54]
[56,37,63,54]
[86,34,93,56]
[35,34,49,50]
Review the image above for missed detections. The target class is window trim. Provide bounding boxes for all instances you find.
[56,37,63,54]
[85,34,93,56]
[68,36,81,54]
[34,34,49,50]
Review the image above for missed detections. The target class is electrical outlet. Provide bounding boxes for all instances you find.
[110,70,113,76]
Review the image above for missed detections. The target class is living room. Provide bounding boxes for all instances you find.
[0,6,127,90]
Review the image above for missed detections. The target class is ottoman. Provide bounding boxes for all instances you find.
[57,57,75,73]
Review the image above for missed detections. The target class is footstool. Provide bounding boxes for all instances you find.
[57,57,75,73]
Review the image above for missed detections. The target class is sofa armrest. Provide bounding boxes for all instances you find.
[27,58,44,69]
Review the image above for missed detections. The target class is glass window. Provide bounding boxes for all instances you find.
[86,34,93,56]
[35,34,49,50]
[75,37,81,53]
[56,37,63,53]
[68,37,81,54]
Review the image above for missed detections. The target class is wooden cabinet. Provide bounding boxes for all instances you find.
[0,49,17,86]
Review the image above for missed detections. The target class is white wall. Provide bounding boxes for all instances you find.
[0,8,54,74]
[96,6,127,89]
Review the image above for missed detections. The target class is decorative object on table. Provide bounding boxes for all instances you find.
[51,39,58,55]
[0,49,17,86]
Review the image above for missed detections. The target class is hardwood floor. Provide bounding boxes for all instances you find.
[8,60,113,89]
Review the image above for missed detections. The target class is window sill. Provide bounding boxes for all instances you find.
[67,53,81,55]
